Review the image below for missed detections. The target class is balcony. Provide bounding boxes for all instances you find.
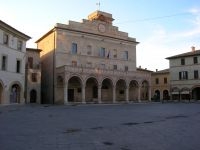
[57,65,151,80]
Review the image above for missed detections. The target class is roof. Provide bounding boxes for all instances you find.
[166,50,200,59]
[0,20,31,40]
[137,67,153,73]
[152,69,169,74]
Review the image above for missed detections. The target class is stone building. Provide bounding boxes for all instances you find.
[0,20,30,104]
[25,48,41,104]
[36,10,151,104]
[151,69,170,101]
[166,46,200,100]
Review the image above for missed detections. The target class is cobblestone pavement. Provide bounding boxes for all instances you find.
[0,102,200,150]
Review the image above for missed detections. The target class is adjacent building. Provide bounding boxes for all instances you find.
[0,20,30,104]
[166,47,200,100]
[36,10,151,104]
[25,48,41,104]
[151,69,170,101]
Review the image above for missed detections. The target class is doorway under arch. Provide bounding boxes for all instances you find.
[163,90,169,100]
[116,79,126,102]
[85,77,98,102]
[192,87,200,100]
[10,84,21,103]
[129,80,139,101]
[101,78,113,103]
[68,76,82,102]
[155,90,160,101]
[30,89,37,103]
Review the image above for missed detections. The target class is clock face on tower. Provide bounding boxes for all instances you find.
[98,24,106,33]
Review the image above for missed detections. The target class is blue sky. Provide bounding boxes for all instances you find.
[1,0,200,70]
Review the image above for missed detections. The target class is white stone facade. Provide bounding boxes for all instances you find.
[166,47,200,100]
[36,11,151,104]
[0,20,30,104]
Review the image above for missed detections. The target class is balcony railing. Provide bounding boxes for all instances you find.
[58,65,151,79]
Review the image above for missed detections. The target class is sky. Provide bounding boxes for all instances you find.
[1,0,200,71]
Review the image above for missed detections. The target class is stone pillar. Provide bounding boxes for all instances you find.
[82,84,86,104]
[148,86,151,101]
[64,83,68,104]
[98,85,102,103]
[113,85,116,103]
[126,87,129,103]
[138,86,141,102]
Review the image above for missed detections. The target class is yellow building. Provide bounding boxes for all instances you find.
[25,48,42,104]
[151,69,170,101]
[36,11,151,104]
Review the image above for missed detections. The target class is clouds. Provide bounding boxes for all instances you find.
[137,7,200,70]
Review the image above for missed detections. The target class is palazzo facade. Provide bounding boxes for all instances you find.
[166,47,200,101]
[0,20,30,104]
[36,11,151,104]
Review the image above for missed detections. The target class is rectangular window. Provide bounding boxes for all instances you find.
[17,40,23,51]
[179,71,188,80]
[125,66,128,71]
[3,33,9,45]
[101,64,105,69]
[193,57,198,64]
[87,45,92,55]
[181,58,185,65]
[113,65,117,70]
[32,73,37,82]
[99,47,105,57]
[2,55,7,71]
[71,43,77,54]
[155,78,159,84]
[28,57,33,69]
[194,70,199,79]
[113,49,117,58]
[164,77,167,84]
[72,61,77,66]
[123,51,128,60]
[16,60,21,73]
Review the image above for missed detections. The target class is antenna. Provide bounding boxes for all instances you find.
[96,1,100,10]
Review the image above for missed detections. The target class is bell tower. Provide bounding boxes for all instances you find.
[88,11,114,24]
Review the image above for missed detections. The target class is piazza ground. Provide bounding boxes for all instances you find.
[0,103,200,150]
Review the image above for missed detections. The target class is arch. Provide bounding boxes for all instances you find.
[163,90,169,100]
[191,85,200,100]
[180,87,190,100]
[0,81,3,104]
[68,76,83,102]
[171,87,180,100]
[30,89,37,103]
[129,80,139,101]
[85,77,98,102]
[10,83,21,103]
[116,79,126,102]
[101,78,113,103]
[141,80,149,101]
[154,90,160,101]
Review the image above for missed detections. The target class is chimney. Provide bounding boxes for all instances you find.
[191,46,195,52]
[156,69,158,72]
